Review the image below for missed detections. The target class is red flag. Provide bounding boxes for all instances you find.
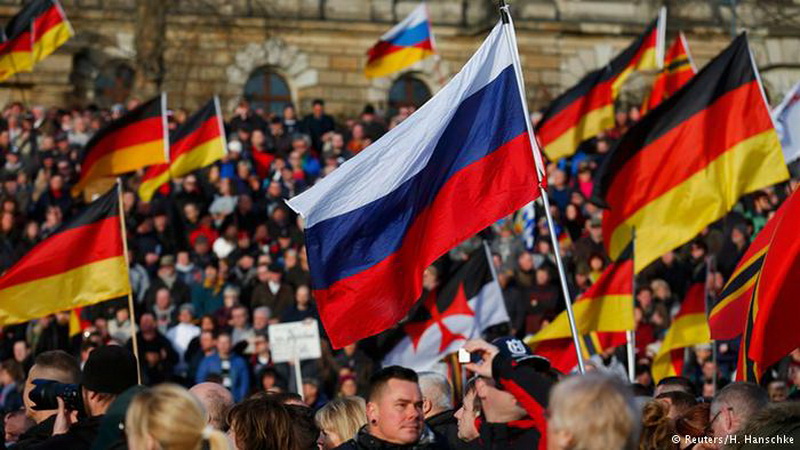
[738,187,800,381]
[642,32,695,113]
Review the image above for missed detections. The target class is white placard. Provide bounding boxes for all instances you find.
[268,319,322,363]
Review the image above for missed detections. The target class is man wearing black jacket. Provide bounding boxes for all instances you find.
[462,337,554,450]
[12,351,81,449]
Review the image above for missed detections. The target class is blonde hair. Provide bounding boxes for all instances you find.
[315,396,367,443]
[549,373,641,450]
[125,384,231,450]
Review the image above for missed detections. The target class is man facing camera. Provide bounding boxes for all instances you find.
[337,366,448,449]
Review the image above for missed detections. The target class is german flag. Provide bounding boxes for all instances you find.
[737,186,800,382]
[593,34,790,273]
[526,245,633,373]
[642,32,695,113]
[0,1,39,81]
[0,186,130,325]
[72,94,168,196]
[709,202,780,341]
[138,97,227,202]
[31,0,72,64]
[651,279,710,382]
[535,11,664,161]
[531,331,627,374]
[528,245,634,344]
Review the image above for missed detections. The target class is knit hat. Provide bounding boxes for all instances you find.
[81,346,138,395]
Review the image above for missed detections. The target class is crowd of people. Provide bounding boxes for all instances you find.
[0,95,795,449]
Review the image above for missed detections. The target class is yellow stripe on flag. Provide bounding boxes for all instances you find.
[365,47,436,79]
[609,130,788,271]
[529,294,634,342]
[170,136,226,179]
[0,256,130,326]
[33,22,72,63]
[72,139,167,196]
[542,104,615,162]
[137,167,171,203]
[611,47,658,96]
[0,51,34,81]
[651,312,710,382]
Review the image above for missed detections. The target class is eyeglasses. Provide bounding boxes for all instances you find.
[706,406,733,435]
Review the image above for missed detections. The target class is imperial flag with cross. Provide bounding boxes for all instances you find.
[381,248,509,371]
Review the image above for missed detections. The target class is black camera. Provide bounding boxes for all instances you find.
[28,379,84,412]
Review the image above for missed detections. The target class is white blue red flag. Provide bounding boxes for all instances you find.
[774,81,800,164]
[364,3,436,78]
[287,22,542,348]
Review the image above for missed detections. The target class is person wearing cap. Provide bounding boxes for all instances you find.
[461,337,554,450]
[144,254,191,309]
[32,346,138,450]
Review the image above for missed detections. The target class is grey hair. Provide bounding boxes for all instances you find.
[418,372,453,412]
[293,133,312,147]
[710,382,769,422]
[253,306,271,318]
[223,286,240,297]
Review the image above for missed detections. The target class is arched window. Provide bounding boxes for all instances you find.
[244,68,292,116]
[71,52,135,107]
[388,75,431,118]
[94,61,135,107]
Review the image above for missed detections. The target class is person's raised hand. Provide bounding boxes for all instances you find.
[52,397,79,436]
[462,338,500,379]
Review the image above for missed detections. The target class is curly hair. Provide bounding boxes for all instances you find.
[639,400,676,450]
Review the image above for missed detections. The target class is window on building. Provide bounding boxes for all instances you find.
[71,52,135,107]
[244,68,292,116]
[94,61,135,107]
[388,75,431,118]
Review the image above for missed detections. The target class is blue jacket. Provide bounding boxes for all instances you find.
[195,353,250,401]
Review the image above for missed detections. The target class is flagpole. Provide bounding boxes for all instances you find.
[499,1,585,374]
[626,228,637,383]
[117,179,143,385]
[705,253,718,396]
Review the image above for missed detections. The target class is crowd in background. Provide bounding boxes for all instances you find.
[0,95,795,449]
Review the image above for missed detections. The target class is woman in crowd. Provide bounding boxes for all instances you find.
[125,383,230,450]
[315,396,367,450]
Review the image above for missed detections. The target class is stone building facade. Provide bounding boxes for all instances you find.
[0,0,799,118]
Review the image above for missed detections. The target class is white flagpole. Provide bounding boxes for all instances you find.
[498,1,585,373]
[626,229,637,383]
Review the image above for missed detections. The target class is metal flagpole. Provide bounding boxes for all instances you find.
[627,228,637,383]
[705,254,718,395]
[499,1,585,373]
[117,179,142,384]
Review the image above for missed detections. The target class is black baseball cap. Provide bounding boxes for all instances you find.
[492,337,551,372]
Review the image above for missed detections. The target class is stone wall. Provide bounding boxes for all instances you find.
[0,0,798,117]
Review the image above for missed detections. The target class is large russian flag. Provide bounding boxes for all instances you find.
[364,3,436,79]
[288,23,543,348]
